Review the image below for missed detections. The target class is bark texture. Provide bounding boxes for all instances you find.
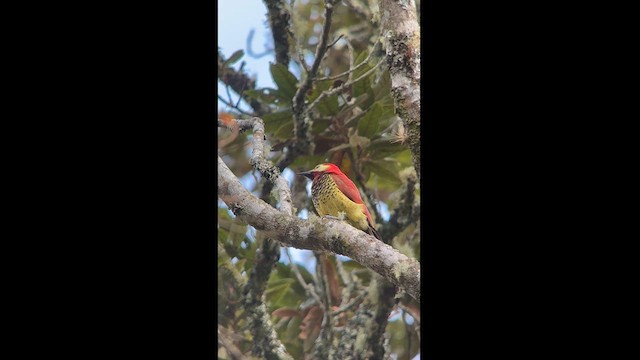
[218,50,269,116]
[379,0,421,178]
[263,0,291,67]
[220,117,293,360]
[219,156,421,302]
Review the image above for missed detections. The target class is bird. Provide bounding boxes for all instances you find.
[297,163,382,241]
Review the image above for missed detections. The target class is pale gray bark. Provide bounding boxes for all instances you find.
[219,117,293,360]
[379,0,421,178]
[263,0,292,67]
[218,156,421,302]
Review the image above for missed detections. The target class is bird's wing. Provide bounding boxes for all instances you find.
[329,173,365,204]
[329,173,375,227]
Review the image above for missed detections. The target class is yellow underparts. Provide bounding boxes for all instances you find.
[312,174,369,231]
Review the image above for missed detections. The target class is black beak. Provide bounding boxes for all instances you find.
[297,171,313,180]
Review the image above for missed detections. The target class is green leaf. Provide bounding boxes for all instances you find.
[263,109,292,134]
[266,273,303,310]
[311,118,331,134]
[234,259,246,272]
[309,80,339,116]
[357,102,383,138]
[377,95,397,126]
[294,262,315,285]
[236,241,256,270]
[349,133,371,149]
[340,260,371,286]
[365,159,402,186]
[218,208,233,234]
[327,143,353,155]
[270,63,298,103]
[368,138,406,157]
[274,122,294,140]
[352,50,375,109]
[283,316,303,358]
[228,218,248,249]
[290,155,327,170]
[373,69,391,100]
[352,51,371,91]
[223,49,244,66]
[244,88,279,105]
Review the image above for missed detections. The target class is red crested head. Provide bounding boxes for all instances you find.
[296,163,345,180]
[297,163,380,239]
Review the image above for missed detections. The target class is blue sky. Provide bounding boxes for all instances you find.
[218,3,419,358]
[218,1,274,112]
[217,0,392,268]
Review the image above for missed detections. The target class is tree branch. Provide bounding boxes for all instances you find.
[285,248,323,306]
[306,57,384,114]
[289,0,341,161]
[312,252,333,359]
[218,49,269,116]
[217,95,255,116]
[331,290,367,316]
[263,0,292,66]
[218,242,248,290]
[219,117,293,360]
[379,170,418,241]
[342,0,371,21]
[361,276,397,360]
[218,325,250,360]
[219,117,293,215]
[379,0,421,178]
[313,45,376,82]
[242,236,291,360]
[218,156,421,302]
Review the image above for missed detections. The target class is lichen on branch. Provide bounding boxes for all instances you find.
[379,0,421,178]
[218,156,421,302]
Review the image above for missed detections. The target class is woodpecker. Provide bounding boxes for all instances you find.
[297,163,382,241]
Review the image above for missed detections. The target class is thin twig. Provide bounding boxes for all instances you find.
[218,243,248,288]
[218,157,422,302]
[326,34,344,49]
[218,118,252,132]
[218,49,269,115]
[378,170,418,242]
[288,27,310,74]
[403,309,411,360]
[218,117,293,221]
[313,46,376,82]
[291,0,340,147]
[335,256,361,310]
[225,84,235,107]
[331,290,367,316]
[398,303,420,326]
[313,252,334,360]
[296,49,310,74]
[234,80,247,109]
[218,326,248,360]
[306,57,384,114]
[217,95,255,116]
[334,256,352,287]
[285,248,324,306]
[342,0,370,20]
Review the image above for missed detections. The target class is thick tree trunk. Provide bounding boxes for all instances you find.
[379,0,421,178]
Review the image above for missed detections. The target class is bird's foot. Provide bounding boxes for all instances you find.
[322,215,342,221]
[323,211,346,221]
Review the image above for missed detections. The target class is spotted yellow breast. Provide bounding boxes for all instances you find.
[311,174,369,231]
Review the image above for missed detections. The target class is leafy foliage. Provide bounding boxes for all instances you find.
[218,0,420,359]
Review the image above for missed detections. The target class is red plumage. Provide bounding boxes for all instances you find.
[302,163,381,240]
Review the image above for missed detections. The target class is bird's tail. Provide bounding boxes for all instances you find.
[368,225,383,242]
